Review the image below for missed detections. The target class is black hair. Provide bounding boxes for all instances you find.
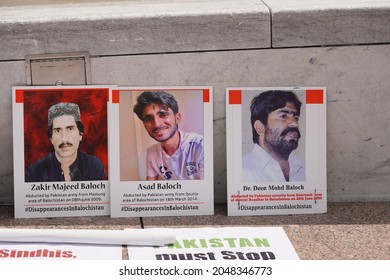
[133,91,179,121]
[250,90,302,144]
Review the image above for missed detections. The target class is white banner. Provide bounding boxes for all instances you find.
[127,227,299,260]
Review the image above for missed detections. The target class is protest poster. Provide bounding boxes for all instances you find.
[0,243,121,260]
[127,227,299,260]
[226,87,326,215]
[109,87,213,217]
[12,86,111,218]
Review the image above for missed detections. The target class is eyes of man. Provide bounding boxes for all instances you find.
[278,110,299,121]
[52,126,76,134]
[143,110,171,123]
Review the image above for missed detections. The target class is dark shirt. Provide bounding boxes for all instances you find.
[25,151,107,182]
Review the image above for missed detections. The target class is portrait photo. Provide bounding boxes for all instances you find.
[22,88,109,182]
[241,89,306,182]
[119,89,204,181]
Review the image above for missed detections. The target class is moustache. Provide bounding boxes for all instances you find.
[59,142,73,148]
[281,127,301,138]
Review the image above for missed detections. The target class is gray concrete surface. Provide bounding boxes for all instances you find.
[1,1,390,205]
[89,45,390,203]
[0,0,270,60]
[3,44,390,204]
[1,202,389,259]
[264,0,390,47]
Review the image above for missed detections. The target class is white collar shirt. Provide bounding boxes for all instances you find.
[242,144,305,182]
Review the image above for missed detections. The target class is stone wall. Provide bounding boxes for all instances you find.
[1,0,390,204]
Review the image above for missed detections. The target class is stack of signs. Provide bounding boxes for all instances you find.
[226,87,326,216]
[127,227,299,260]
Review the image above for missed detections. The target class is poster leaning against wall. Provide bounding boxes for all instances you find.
[12,86,111,218]
[226,87,327,216]
[109,86,214,217]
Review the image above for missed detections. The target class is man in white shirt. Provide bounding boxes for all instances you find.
[133,91,204,180]
[242,90,305,182]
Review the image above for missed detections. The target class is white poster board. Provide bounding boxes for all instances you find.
[127,227,299,260]
[226,87,326,216]
[12,86,111,218]
[0,243,121,260]
[109,87,214,217]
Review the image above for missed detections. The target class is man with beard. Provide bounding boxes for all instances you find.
[242,90,305,182]
[133,91,204,180]
[25,102,107,182]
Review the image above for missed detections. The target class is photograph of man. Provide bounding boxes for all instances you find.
[25,102,107,182]
[242,90,305,182]
[133,91,204,180]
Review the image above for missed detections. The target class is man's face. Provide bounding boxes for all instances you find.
[50,115,82,161]
[264,102,301,157]
[142,103,180,143]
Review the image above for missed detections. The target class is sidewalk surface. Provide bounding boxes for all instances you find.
[1,202,389,260]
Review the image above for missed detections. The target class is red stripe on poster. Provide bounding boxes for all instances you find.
[229,90,242,104]
[203,89,210,103]
[306,89,324,104]
[112,90,120,103]
[15,90,24,103]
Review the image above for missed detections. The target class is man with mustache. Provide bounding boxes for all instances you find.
[133,91,204,180]
[25,102,107,182]
[242,90,305,182]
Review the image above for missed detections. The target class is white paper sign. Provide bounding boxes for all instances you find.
[0,228,175,246]
[109,87,214,217]
[226,87,327,216]
[127,227,299,260]
[12,86,111,218]
[0,243,121,260]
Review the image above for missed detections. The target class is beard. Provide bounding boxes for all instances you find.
[264,126,300,159]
